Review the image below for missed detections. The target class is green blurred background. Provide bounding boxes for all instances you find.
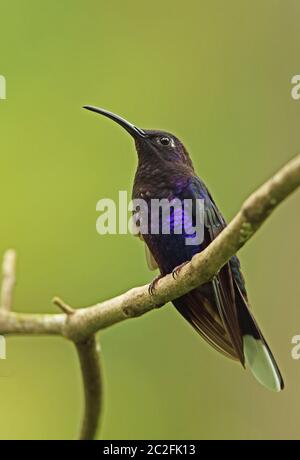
[0,0,299,440]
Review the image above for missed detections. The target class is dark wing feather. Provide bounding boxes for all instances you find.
[173,289,240,360]
[176,177,245,363]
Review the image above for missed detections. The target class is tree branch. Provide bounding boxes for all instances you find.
[0,249,16,311]
[0,153,299,439]
[0,310,65,335]
[75,336,103,440]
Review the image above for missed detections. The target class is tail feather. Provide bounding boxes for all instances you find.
[243,335,283,392]
[235,281,284,392]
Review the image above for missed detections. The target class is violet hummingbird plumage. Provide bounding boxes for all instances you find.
[84,105,284,392]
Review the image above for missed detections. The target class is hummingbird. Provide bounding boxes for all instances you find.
[84,105,284,392]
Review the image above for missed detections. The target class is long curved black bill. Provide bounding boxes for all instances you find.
[83,105,146,139]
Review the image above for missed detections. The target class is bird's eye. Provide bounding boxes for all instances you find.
[159,137,170,146]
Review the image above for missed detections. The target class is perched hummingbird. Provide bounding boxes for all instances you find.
[84,105,284,392]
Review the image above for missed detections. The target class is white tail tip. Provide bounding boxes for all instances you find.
[243,335,283,392]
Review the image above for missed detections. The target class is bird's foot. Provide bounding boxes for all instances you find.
[172,261,189,280]
[148,274,164,296]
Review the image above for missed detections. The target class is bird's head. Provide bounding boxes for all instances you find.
[83,106,194,169]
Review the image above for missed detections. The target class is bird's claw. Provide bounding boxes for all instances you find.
[172,262,188,280]
[148,274,164,296]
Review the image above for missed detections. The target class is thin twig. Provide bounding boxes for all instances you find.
[75,336,103,440]
[53,296,75,315]
[0,249,16,311]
